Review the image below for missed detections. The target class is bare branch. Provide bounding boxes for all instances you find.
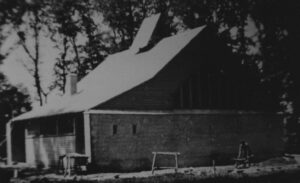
[19,42,36,63]
[16,59,34,76]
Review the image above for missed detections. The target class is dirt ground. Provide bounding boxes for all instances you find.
[14,154,300,182]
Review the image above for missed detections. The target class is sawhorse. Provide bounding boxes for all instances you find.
[151,152,180,174]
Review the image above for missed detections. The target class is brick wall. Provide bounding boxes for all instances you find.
[90,112,284,171]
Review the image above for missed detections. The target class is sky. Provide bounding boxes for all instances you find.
[0,32,58,101]
[0,11,109,107]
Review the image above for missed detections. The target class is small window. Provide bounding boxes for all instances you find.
[132,124,137,135]
[113,124,118,135]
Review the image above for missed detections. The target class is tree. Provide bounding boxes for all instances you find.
[0,73,31,157]
[0,0,27,64]
[48,0,90,92]
[49,0,111,93]
[2,0,299,117]
[16,1,51,106]
[250,0,300,113]
[95,0,170,51]
[52,37,72,94]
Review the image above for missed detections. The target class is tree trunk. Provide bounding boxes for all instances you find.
[33,11,43,106]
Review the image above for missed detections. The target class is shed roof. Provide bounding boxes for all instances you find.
[13,18,206,122]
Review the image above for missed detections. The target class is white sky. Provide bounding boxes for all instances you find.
[0,11,106,106]
[0,32,58,99]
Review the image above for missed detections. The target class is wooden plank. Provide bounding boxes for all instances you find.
[158,167,178,169]
[151,153,157,174]
[152,152,180,155]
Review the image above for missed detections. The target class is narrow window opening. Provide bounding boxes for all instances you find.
[58,119,74,135]
[40,120,57,136]
[132,124,137,135]
[113,124,118,135]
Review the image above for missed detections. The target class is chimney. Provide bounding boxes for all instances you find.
[65,74,77,96]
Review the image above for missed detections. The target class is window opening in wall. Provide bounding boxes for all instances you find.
[58,119,74,135]
[113,124,118,135]
[29,117,77,137]
[40,120,57,136]
[132,124,137,135]
[27,121,40,137]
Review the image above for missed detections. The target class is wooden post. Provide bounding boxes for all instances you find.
[24,126,28,164]
[63,154,72,177]
[68,156,71,176]
[175,153,178,173]
[179,87,184,108]
[6,120,12,165]
[13,169,18,178]
[188,79,193,108]
[83,112,92,163]
[151,152,157,174]
[212,160,216,175]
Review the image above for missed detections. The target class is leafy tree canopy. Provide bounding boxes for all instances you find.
[0,73,31,156]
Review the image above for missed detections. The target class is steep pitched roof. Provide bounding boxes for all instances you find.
[130,13,161,53]
[13,18,206,121]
